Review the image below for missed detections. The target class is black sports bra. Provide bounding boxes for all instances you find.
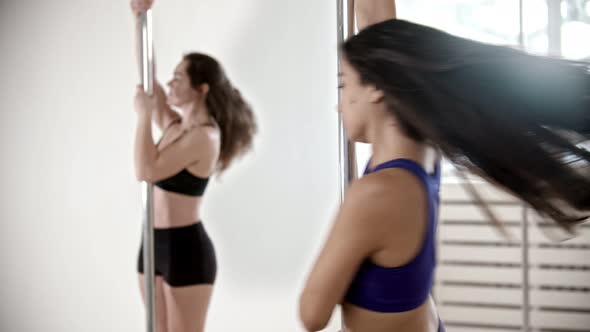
[154,169,209,196]
[153,120,210,196]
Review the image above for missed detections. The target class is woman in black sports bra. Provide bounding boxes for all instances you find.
[131,1,257,331]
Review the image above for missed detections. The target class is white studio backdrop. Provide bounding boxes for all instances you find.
[0,0,341,331]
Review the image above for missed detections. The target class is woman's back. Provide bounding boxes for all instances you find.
[342,160,441,332]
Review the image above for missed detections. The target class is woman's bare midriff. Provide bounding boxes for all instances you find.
[342,296,439,332]
[153,186,203,228]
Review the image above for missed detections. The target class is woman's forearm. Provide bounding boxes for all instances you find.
[134,109,158,181]
[355,0,396,30]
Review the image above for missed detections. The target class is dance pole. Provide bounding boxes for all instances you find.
[139,9,156,332]
[337,0,357,202]
[336,1,356,330]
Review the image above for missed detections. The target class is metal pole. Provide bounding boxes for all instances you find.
[518,0,525,49]
[521,206,531,332]
[517,5,531,331]
[337,1,356,331]
[547,0,562,56]
[337,0,357,204]
[139,9,156,332]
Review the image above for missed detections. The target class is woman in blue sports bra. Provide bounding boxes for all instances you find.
[300,2,443,331]
[300,0,589,331]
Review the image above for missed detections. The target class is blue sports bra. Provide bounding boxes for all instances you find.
[344,158,440,313]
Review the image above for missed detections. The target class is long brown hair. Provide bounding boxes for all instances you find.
[183,53,257,173]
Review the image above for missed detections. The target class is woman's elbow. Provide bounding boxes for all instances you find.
[300,311,328,332]
[134,166,156,182]
[299,293,331,331]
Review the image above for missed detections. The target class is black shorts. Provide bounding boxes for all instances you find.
[137,222,217,287]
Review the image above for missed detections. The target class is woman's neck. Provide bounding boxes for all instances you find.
[368,117,432,171]
[179,101,209,129]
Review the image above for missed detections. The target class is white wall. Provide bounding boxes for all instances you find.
[0,0,342,331]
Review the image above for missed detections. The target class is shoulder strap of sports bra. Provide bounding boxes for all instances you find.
[365,158,440,192]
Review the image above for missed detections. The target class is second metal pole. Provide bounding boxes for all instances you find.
[521,206,531,332]
[337,1,357,330]
[337,0,357,203]
[547,0,562,56]
[517,4,531,331]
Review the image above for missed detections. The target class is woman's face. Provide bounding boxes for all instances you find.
[338,58,384,143]
[166,60,200,108]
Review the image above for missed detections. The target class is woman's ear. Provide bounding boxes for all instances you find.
[198,83,210,96]
[368,85,384,104]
